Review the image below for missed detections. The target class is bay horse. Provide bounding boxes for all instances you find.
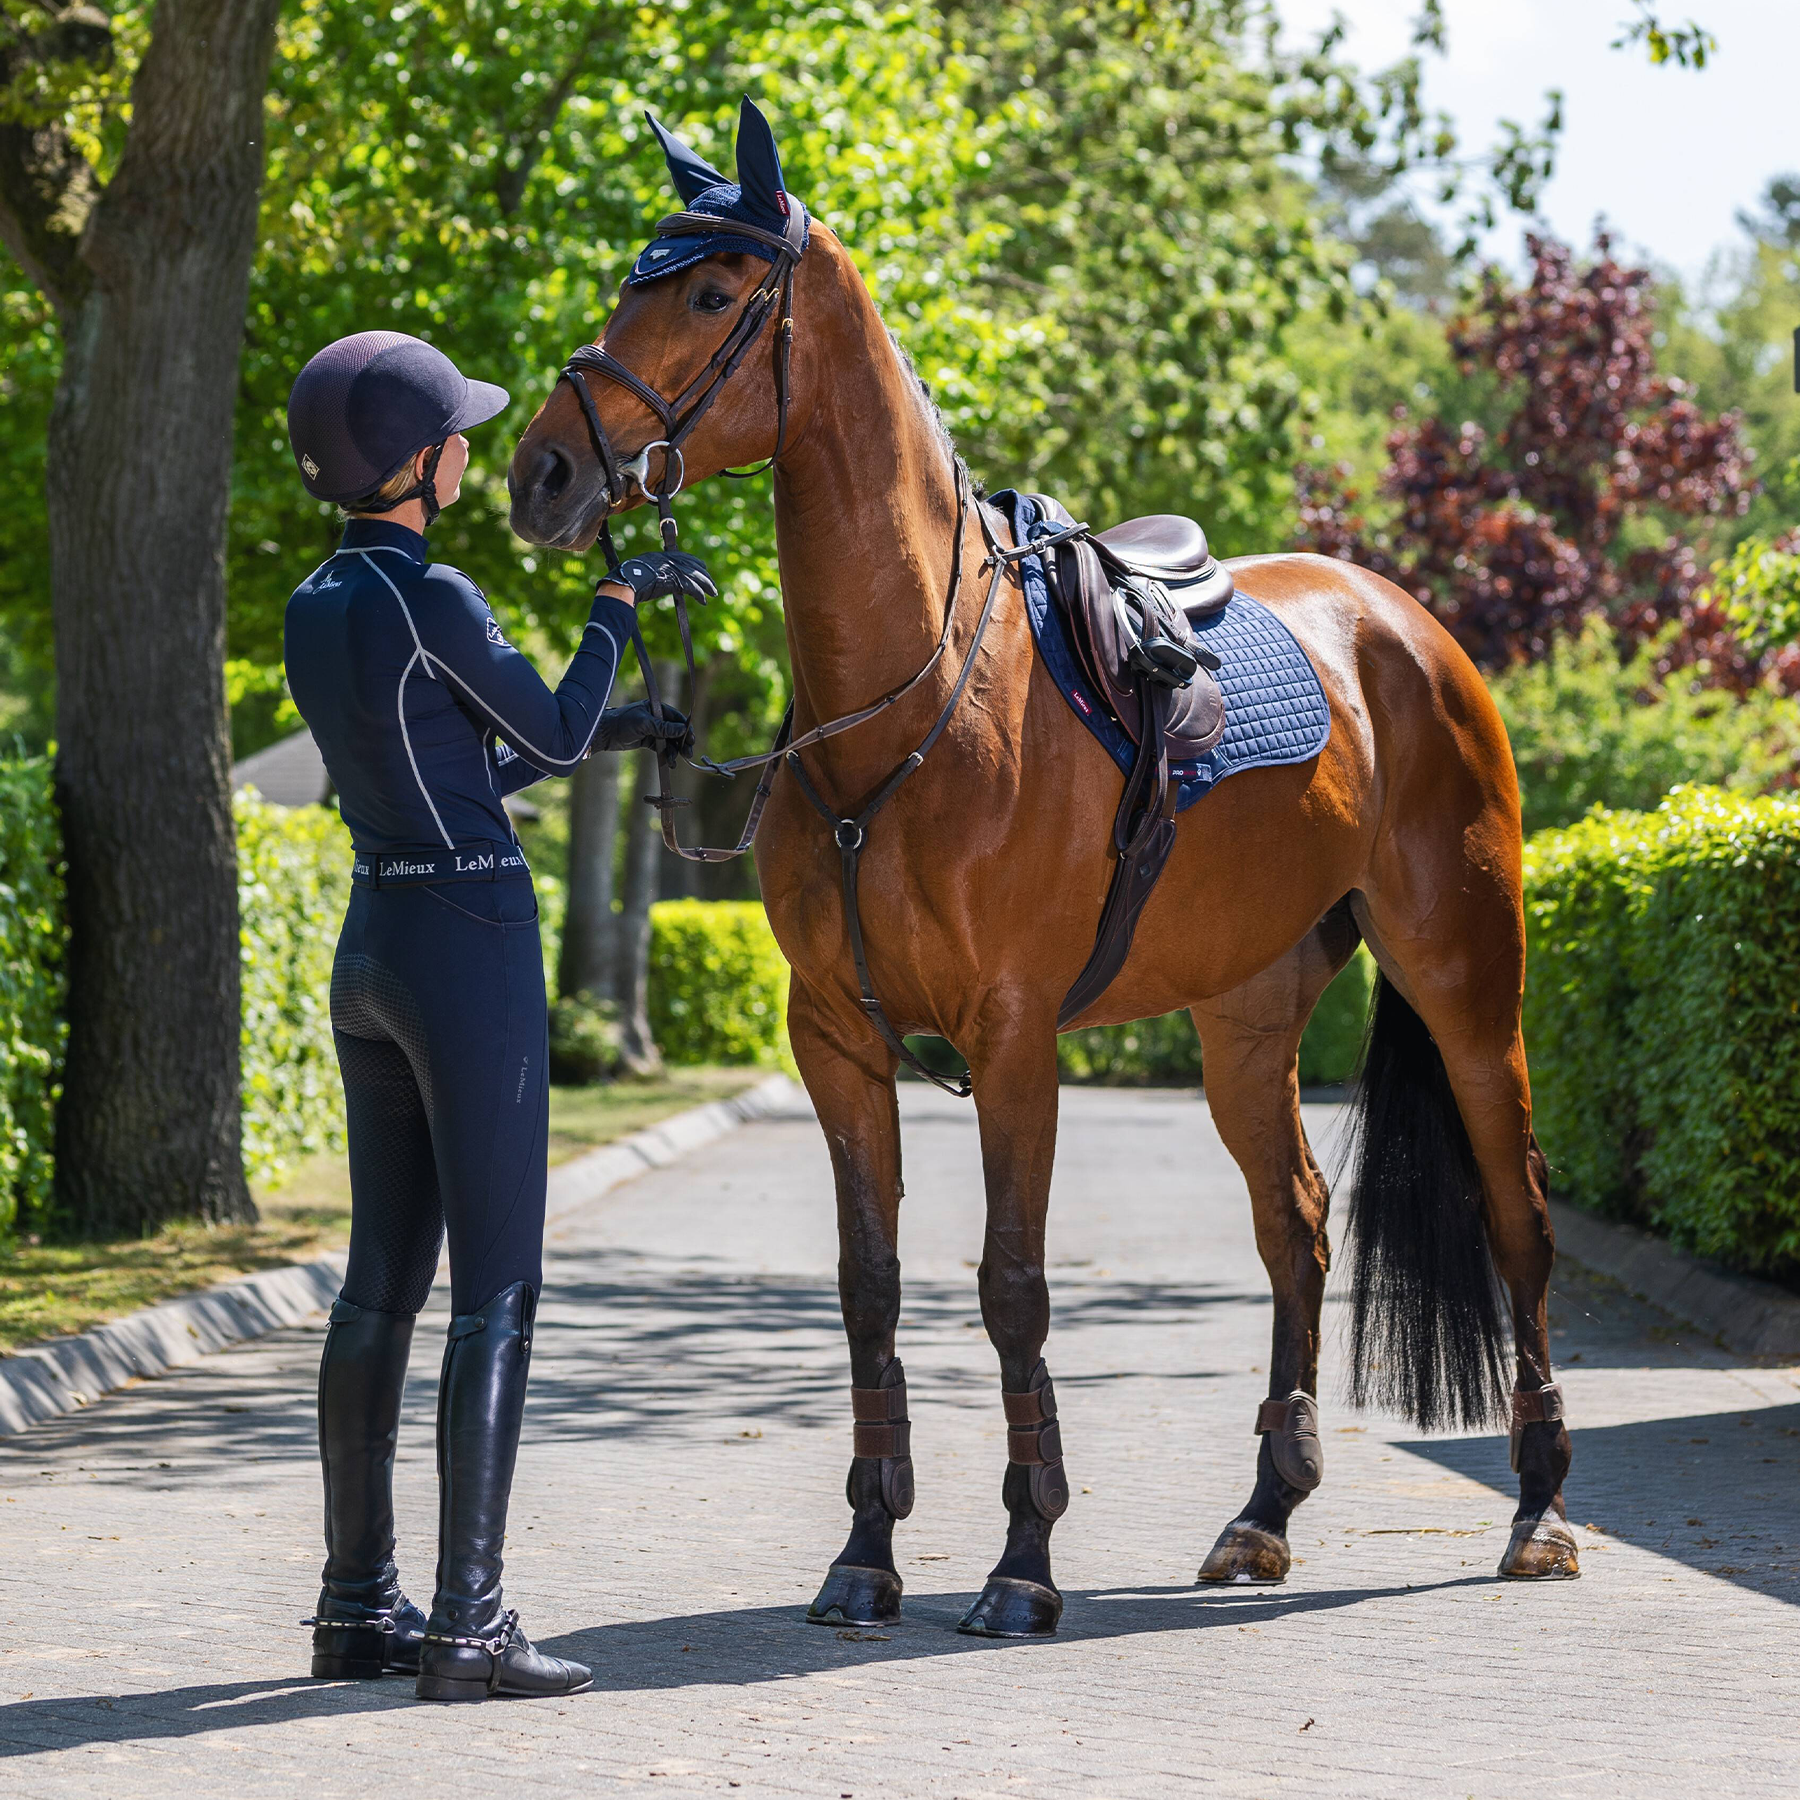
[508,105,1577,1637]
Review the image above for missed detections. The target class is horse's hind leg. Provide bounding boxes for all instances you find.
[958,1004,1068,1639]
[789,980,918,1628]
[1349,871,1579,1580]
[1191,903,1359,1584]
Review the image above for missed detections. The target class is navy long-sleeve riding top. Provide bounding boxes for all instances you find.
[284,518,635,854]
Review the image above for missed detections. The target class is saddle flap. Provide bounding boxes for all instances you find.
[1040,524,1225,761]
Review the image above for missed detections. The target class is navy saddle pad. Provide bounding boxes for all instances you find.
[992,490,1331,812]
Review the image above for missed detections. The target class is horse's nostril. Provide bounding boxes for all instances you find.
[534,445,572,501]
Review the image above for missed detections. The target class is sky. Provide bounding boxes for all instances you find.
[1276,0,1800,282]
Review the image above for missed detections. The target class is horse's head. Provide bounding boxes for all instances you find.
[509,99,811,550]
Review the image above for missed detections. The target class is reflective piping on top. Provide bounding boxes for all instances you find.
[419,620,622,772]
[351,549,438,682]
[396,647,454,849]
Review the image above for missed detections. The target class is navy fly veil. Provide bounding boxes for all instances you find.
[990,491,1331,810]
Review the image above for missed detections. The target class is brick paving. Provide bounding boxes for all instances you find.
[3,1086,1797,1798]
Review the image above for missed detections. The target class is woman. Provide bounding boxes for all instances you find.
[284,330,708,1702]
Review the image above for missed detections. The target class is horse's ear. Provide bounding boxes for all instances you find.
[645,111,727,205]
[733,96,790,222]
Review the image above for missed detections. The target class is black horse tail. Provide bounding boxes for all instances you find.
[1341,975,1510,1432]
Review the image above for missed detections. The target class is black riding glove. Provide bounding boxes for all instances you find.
[604,551,717,607]
[587,701,693,758]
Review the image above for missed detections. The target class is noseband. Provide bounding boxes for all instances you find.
[558,208,803,561]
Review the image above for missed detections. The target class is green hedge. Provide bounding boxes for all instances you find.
[0,773,354,1231]
[645,894,1376,1089]
[647,899,792,1069]
[236,790,353,1187]
[0,759,64,1235]
[1055,946,1376,1086]
[1524,786,1800,1275]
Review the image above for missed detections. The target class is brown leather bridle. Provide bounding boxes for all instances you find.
[559,207,804,569]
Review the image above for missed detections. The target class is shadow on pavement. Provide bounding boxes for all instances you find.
[0,1576,1488,1756]
[2,1262,1269,1480]
[1401,1402,1800,1605]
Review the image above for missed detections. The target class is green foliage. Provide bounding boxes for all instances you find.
[235,791,353,1188]
[1524,787,1800,1275]
[1710,534,1800,659]
[1053,946,1375,1086]
[1056,1011,1204,1086]
[1612,4,1718,70]
[1297,946,1377,1086]
[647,899,791,1070]
[1488,617,1800,835]
[0,758,63,1235]
[1662,232,1800,550]
[548,993,622,1085]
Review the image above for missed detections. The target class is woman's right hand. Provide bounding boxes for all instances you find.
[602,550,717,607]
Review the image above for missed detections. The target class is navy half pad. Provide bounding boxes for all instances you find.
[994,490,1331,812]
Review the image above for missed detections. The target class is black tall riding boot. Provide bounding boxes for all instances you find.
[415,1282,591,1702]
[311,1299,428,1678]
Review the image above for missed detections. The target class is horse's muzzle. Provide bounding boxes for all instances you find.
[507,443,603,549]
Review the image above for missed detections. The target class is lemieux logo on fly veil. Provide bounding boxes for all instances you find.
[302,452,321,478]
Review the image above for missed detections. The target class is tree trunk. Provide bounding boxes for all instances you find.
[45,0,283,1234]
[614,668,672,1074]
[557,750,621,1002]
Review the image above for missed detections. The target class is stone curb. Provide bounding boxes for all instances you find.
[0,1071,807,1438]
[0,1253,349,1437]
[544,1071,809,1226]
[1551,1199,1800,1359]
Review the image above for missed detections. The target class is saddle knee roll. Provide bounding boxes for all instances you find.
[1003,1360,1071,1521]
[1256,1389,1324,1491]
[850,1360,916,1518]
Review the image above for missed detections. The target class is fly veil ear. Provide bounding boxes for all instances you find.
[646,114,729,205]
[733,97,805,255]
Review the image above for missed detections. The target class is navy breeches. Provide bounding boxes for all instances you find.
[331,876,548,1317]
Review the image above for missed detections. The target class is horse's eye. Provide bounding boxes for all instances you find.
[691,287,733,314]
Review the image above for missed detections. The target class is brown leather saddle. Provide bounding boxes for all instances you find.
[1030,496,1232,758]
[1018,494,1236,1026]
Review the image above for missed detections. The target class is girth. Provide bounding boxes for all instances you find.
[1020,495,1229,1027]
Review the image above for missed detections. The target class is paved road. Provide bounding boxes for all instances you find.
[3,1088,1797,1798]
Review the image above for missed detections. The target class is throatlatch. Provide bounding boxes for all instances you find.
[1003,1359,1070,1521]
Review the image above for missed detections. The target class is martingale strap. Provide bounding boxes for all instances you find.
[783,470,1046,1097]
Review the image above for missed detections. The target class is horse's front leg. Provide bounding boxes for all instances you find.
[957,1004,1068,1639]
[791,979,916,1628]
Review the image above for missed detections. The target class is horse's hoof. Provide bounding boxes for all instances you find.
[1497,1517,1581,1579]
[807,1564,903,1626]
[1196,1522,1290,1585]
[957,1576,1063,1638]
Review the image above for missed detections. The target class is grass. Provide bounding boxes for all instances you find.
[0,1066,769,1355]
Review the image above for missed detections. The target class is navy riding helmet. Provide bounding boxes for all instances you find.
[287,332,509,523]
